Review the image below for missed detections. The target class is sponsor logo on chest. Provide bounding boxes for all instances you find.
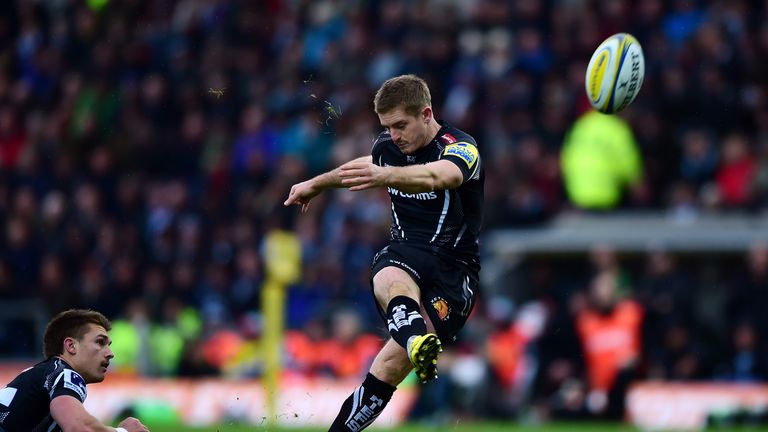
[387,187,438,200]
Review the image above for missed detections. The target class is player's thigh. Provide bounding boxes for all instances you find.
[369,338,413,386]
[372,266,421,310]
[372,267,437,334]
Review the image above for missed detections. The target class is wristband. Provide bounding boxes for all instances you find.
[115,428,128,432]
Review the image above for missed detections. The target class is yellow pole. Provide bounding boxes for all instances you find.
[261,229,301,427]
[262,277,284,426]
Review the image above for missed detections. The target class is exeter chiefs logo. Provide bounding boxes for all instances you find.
[431,296,450,321]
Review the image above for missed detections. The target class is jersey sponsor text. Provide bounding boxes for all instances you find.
[442,143,478,168]
[387,187,438,200]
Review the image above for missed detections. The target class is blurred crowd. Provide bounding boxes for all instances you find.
[1,0,768,423]
[454,242,768,422]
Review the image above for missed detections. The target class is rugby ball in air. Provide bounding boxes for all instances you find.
[585,33,645,114]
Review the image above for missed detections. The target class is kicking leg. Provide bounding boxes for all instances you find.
[328,339,410,431]
[374,267,443,383]
[328,267,445,431]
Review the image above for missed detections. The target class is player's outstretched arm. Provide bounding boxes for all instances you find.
[340,159,463,193]
[284,156,372,213]
[50,395,150,432]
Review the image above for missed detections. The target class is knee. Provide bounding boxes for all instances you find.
[372,282,390,306]
[373,273,419,308]
[374,281,409,303]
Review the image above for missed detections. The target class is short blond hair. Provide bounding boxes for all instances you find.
[374,74,432,117]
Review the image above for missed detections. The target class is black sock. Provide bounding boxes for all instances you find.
[329,372,397,432]
[385,295,427,350]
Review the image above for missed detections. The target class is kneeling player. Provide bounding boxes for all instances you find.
[0,309,149,432]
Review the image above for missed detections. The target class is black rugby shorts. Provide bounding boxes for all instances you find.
[370,243,478,344]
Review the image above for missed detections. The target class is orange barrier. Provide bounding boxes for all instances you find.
[627,382,768,430]
[0,365,415,427]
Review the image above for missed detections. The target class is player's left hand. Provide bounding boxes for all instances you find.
[284,179,322,213]
[339,160,389,191]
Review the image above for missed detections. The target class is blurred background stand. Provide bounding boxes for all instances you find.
[0,300,48,360]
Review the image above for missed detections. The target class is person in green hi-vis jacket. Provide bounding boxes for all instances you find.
[110,303,202,376]
[561,110,644,210]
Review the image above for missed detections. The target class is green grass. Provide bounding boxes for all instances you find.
[144,422,768,432]
[145,422,641,432]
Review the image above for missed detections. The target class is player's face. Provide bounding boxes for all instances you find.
[378,106,432,155]
[74,324,114,383]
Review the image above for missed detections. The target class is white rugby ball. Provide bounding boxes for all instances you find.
[585,33,645,114]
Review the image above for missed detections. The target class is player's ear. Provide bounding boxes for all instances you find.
[421,106,432,123]
[63,337,77,355]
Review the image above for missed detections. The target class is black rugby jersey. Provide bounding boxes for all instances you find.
[372,120,484,268]
[0,358,88,432]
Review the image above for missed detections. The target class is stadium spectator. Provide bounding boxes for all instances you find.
[637,245,695,355]
[715,132,758,208]
[646,320,709,381]
[560,111,645,210]
[679,127,719,191]
[575,271,643,419]
[727,242,768,340]
[714,321,768,382]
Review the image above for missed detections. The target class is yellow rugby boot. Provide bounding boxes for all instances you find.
[407,333,442,383]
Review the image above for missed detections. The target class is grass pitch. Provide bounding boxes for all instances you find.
[144,422,768,431]
[145,422,642,432]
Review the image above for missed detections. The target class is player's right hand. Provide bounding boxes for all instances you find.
[117,416,150,432]
[284,180,321,213]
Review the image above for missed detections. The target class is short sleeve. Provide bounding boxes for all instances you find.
[440,142,481,182]
[50,369,87,402]
[371,132,390,167]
